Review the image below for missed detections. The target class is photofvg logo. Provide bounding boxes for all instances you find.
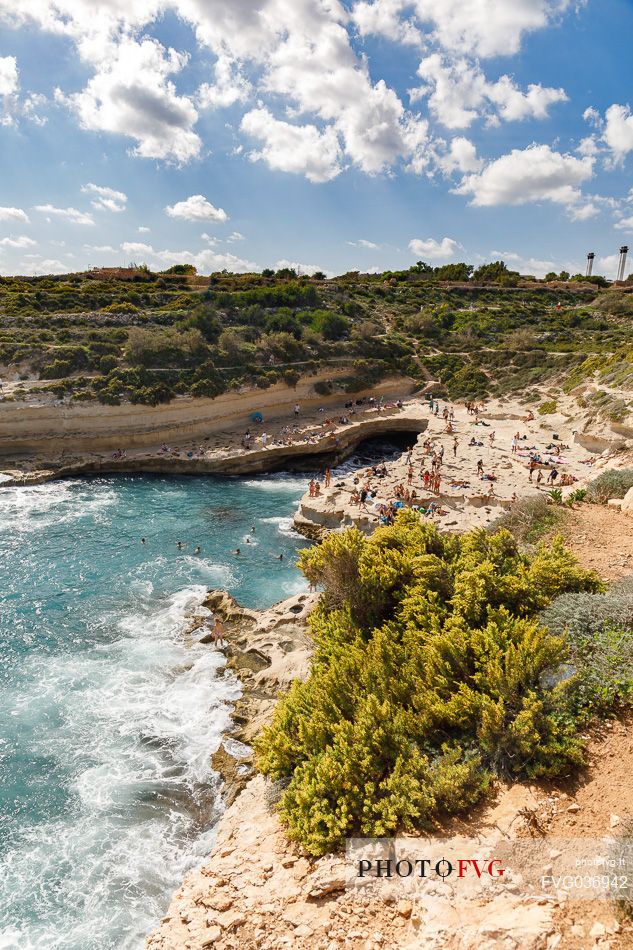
[346,836,633,903]
[357,857,505,881]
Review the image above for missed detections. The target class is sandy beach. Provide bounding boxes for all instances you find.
[294,392,633,539]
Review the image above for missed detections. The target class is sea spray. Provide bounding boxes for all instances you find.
[0,474,309,949]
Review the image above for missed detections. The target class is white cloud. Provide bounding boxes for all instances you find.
[348,239,381,249]
[436,136,483,175]
[201,232,220,246]
[568,202,599,221]
[138,226,151,233]
[0,55,17,96]
[197,54,250,109]
[615,214,633,233]
[0,235,36,248]
[0,206,29,224]
[15,258,66,276]
[274,258,327,276]
[241,108,343,183]
[455,144,594,215]
[154,247,257,273]
[351,0,571,57]
[84,244,117,252]
[411,54,567,129]
[602,104,633,165]
[166,194,228,222]
[227,231,245,242]
[352,0,421,45]
[488,75,567,123]
[408,237,461,260]
[411,0,571,58]
[81,182,127,212]
[121,241,154,256]
[0,54,18,125]
[597,253,625,279]
[490,249,557,278]
[59,37,201,164]
[34,204,95,225]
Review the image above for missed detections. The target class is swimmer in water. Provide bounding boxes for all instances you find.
[194,546,201,554]
[277,553,284,561]
[141,538,146,544]
[176,541,184,550]
[246,537,251,544]
[234,548,241,555]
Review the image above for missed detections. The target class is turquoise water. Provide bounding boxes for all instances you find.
[0,473,311,950]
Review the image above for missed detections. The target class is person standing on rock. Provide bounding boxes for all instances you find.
[294,404,301,418]
[212,618,225,647]
[324,467,331,488]
[477,459,484,478]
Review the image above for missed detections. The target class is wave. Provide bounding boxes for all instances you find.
[0,585,240,950]
[259,515,299,537]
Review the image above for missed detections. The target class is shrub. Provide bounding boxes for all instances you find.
[538,400,557,415]
[490,496,563,544]
[101,302,141,314]
[256,515,602,854]
[587,469,633,504]
[540,586,633,715]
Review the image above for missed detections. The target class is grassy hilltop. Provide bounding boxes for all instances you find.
[0,261,632,415]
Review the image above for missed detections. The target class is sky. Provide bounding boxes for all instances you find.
[0,0,633,279]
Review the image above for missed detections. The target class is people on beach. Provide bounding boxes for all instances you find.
[324,467,331,488]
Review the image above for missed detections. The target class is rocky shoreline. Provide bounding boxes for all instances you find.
[190,589,317,805]
[148,573,633,950]
[0,403,426,488]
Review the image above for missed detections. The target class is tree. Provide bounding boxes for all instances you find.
[472,261,518,283]
[434,262,474,282]
[311,310,349,341]
[162,264,197,275]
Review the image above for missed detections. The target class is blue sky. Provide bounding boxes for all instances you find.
[0,0,632,278]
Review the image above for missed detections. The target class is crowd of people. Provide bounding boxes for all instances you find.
[302,393,590,530]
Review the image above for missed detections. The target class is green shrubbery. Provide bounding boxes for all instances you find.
[540,584,633,715]
[256,514,603,854]
[587,469,633,504]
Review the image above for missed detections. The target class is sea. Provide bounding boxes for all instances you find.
[0,441,407,949]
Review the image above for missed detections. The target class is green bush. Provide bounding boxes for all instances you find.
[538,400,557,415]
[491,496,563,544]
[256,515,602,854]
[587,469,633,504]
[101,302,141,314]
[540,586,633,715]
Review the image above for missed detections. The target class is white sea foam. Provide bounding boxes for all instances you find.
[259,515,299,537]
[0,481,116,532]
[0,585,241,950]
[243,475,308,493]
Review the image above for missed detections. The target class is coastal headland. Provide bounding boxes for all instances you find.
[0,377,426,486]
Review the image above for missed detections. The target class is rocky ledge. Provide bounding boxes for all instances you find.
[187,588,317,804]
